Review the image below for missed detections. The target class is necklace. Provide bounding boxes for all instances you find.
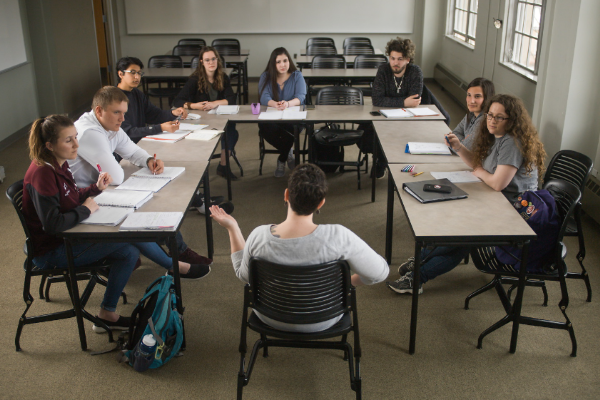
[394,76,404,93]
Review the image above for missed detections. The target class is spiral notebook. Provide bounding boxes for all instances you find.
[80,206,134,226]
[119,212,184,231]
[93,190,153,209]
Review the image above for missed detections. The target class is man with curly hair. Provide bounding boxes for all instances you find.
[359,37,424,178]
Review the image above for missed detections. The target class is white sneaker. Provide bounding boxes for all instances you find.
[197,203,206,214]
[275,160,286,177]
[287,148,296,170]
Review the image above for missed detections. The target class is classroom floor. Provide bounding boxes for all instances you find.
[1,81,599,399]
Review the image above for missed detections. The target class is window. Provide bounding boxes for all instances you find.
[448,0,479,47]
[503,0,545,75]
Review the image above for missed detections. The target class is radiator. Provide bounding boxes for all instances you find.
[433,64,468,112]
[583,174,600,225]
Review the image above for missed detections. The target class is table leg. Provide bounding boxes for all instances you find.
[371,123,377,203]
[385,173,394,264]
[168,235,186,351]
[203,171,214,260]
[223,123,232,201]
[64,239,87,351]
[509,240,531,353]
[294,125,300,166]
[409,241,422,355]
[243,59,249,104]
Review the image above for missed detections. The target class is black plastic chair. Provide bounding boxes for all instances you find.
[465,179,580,356]
[6,180,124,351]
[172,45,202,57]
[237,258,361,399]
[343,37,372,48]
[147,55,184,109]
[178,38,206,47]
[344,44,375,55]
[352,55,387,96]
[212,38,241,49]
[311,54,346,69]
[212,42,243,104]
[307,37,336,48]
[306,45,337,56]
[543,150,594,301]
[313,87,367,189]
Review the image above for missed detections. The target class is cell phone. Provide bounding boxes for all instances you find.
[423,184,452,193]
[305,105,315,110]
[370,111,382,116]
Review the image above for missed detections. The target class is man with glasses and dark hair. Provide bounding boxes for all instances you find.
[116,56,187,143]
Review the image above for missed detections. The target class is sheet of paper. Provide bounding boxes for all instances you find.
[431,171,481,183]
[380,108,413,118]
[80,206,133,226]
[282,109,307,120]
[216,105,239,114]
[266,106,300,112]
[258,111,284,120]
[94,190,153,209]
[141,131,190,143]
[179,123,207,131]
[186,130,222,141]
[115,177,169,193]
[406,107,440,116]
[183,113,201,120]
[407,142,451,155]
[131,166,185,180]
[119,212,184,231]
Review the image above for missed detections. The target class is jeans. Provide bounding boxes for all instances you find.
[221,123,239,151]
[133,242,175,270]
[33,243,139,312]
[156,231,187,254]
[419,246,470,284]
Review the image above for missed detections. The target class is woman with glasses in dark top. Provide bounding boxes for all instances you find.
[174,46,240,180]
[388,94,546,295]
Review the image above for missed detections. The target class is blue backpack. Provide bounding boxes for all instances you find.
[123,275,184,369]
[495,190,560,273]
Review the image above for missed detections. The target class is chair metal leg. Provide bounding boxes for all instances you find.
[477,314,512,349]
[464,277,498,310]
[38,275,47,300]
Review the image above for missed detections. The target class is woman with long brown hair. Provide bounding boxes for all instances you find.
[452,77,495,150]
[174,46,239,180]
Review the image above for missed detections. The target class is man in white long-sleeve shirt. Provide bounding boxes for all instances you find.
[69,86,212,266]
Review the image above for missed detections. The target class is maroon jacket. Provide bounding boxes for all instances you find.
[22,160,101,257]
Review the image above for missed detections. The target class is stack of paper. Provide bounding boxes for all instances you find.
[406,142,451,155]
[81,206,133,226]
[141,131,191,143]
[186,130,222,141]
[119,212,184,231]
[258,106,307,120]
[215,105,240,114]
[184,113,201,120]
[178,123,208,132]
[94,190,153,209]
[116,167,186,193]
[380,107,440,118]
[406,107,439,117]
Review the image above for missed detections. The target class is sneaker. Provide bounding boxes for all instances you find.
[92,315,131,334]
[198,201,234,215]
[376,164,387,179]
[274,160,286,177]
[387,272,423,295]
[287,148,296,170]
[398,257,415,276]
[177,247,213,266]
[216,163,239,181]
[168,264,211,280]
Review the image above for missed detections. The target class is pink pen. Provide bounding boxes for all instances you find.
[96,164,102,172]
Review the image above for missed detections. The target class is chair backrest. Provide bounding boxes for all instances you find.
[191,56,199,70]
[211,38,240,48]
[172,45,202,56]
[306,37,335,48]
[6,180,33,254]
[344,44,374,55]
[311,54,346,69]
[543,179,582,242]
[353,54,387,69]
[148,55,183,68]
[543,150,593,192]
[316,86,364,106]
[306,45,337,56]
[247,257,352,325]
[213,44,240,56]
[343,37,372,48]
[178,38,206,47]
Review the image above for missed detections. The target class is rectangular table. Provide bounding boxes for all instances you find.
[386,163,536,354]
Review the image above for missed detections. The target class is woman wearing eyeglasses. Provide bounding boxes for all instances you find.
[452,77,495,150]
[388,94,546,295]
[174,46,240,180]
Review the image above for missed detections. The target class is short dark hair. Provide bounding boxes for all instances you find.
[116,56,144,83]
[287,163,328,216]
[385,37,416,61]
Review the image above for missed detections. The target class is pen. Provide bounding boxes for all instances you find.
[96,164,102,172]
[153,154,157,175]
[413,172,424,177]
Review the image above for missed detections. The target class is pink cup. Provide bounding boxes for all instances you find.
[251,103,260,115]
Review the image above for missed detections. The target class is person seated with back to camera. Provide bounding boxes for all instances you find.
[210,163,389,333]
[258,47,307,178]
[358,37,424,179]
[116,56,232,215]
[173,46,240,181]
[68,86,213,277]
[387,94,546,295]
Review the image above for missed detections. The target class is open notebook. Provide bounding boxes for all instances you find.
[116,167,185,193]
[119,212,184,231]
[380,107,439,118]
[258,106,307,120]
[80,206,133,226]
[93,190,153,209]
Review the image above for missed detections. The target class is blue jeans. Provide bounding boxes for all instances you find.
[156,231,187,254]
[33,243,139,312]
[419,246,470,284]
[133,242,175,270]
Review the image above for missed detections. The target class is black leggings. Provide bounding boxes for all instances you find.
[258,123,296,162]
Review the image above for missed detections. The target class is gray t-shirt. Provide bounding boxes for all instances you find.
[481,134,538,202]
[207,84,218,102]
[453,112,483,150]
[231,224,389,333]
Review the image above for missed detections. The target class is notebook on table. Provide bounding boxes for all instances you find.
[80,206,134,226]
[380,107,440,118]
[405,142,452,155]
[119,212,184,231]
[93,190,153,209]
[115,167,186,193]
[402,178,468,203]
[258,106,307,120]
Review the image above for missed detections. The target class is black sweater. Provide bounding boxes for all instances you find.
[120,88,177,143]
[372,63,423,108]
[173,74,236,107]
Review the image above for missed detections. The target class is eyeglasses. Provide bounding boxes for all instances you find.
[123,70,144,77]
[202,57,218,63]
[484,113,509,123]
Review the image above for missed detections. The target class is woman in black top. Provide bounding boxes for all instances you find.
[174,46,240,180]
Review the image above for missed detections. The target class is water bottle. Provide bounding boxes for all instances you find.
[133,334,157,372]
